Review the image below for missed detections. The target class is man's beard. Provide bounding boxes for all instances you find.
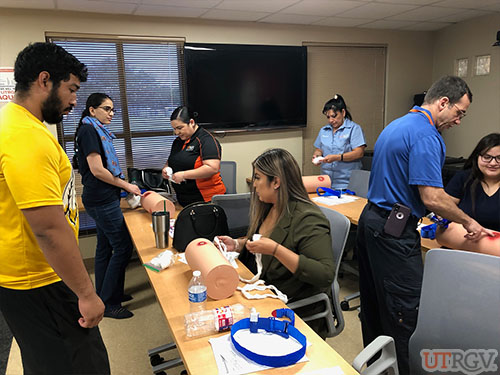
[41,86,71,124]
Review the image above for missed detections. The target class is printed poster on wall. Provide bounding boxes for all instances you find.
[0,67,15,104]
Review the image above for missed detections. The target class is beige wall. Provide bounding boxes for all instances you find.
[0,8,435,193]
[432,13,500,158]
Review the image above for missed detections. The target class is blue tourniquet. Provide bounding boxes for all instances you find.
[316,187,356,197]
[230,309,306,368]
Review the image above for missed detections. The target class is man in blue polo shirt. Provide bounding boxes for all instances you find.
[356,76,493,374]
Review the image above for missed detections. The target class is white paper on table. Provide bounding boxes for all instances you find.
[312,195,359,206]
[298,367,344,375]
[177,253,187,264]
[209,331,309,375]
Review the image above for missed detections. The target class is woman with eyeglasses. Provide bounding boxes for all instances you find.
[436,133,500,256]
[162,106,226,207]
[74,93,141,319]
[312,94,366,189]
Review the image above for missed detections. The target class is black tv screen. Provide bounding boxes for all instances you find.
[184,43,307,131]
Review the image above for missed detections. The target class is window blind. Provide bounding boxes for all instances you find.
[47,35,186,195]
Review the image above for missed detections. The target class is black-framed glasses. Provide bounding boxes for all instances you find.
[453,104,466,119]
[480,154,500,164]
[98,106,117,114]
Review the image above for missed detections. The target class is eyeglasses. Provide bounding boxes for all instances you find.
[98,106,117,114]
[452,104,467,119]
[480,154,500,164]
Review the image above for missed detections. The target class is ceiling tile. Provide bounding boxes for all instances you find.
[433,0,500,9]
[359,19,418,29]
[283,0,366,17]
[481,3,500,11]
[201,9,270,22]
[338,2,419,19]
[401,21,452,30]
[57,0,137,14]
[134,5,207,17]
[216,0,298,13]
[370,0,435,4]
[313,16,371,27]
[139,0,219,7]
[388,6,467,21]
[98,0,140,3]
[434,9,491,22]
[259,13,325,24]
[0,0,54,9]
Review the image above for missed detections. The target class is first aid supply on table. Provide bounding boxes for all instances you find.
[188,270,207,313]
[230,308,307,367]
[184,303,250,338]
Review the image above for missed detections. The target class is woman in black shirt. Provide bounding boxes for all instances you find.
[162,106,226,206]
[75,93,141,319]
[436,133,500,256]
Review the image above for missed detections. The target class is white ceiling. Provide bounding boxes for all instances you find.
[1,0,500,31]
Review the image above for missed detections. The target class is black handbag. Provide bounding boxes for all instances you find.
[127,167,171,194]
[173,202,229,252]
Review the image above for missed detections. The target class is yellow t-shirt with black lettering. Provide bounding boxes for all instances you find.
[0,102,79,289]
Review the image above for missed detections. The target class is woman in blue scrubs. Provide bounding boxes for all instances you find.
[313,94,366,189]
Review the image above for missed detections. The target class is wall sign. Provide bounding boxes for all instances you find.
[0,67,15,103]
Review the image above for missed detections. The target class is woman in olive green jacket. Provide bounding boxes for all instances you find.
[218,148,335,338]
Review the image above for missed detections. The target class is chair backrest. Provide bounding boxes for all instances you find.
[220,161,237,194]
[319,206,351,281]
[347,169,370,198]
[409,249,500,375]
[211,193,251,238]
[319,206,351,337]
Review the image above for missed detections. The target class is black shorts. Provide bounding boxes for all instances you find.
[0,281,110,375]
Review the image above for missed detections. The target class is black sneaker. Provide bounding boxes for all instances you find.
[121,294,133,302]
[104,307,134,319]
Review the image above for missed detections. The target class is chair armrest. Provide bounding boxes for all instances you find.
[287,292,329,310]
[352,335,399,375]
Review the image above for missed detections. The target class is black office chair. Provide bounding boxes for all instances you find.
[211,193,251,238]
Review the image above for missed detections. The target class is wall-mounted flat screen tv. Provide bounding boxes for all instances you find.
[184,43,307,132]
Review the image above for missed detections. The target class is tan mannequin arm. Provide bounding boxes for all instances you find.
[436,222,500,256]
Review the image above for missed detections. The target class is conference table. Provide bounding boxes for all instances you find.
[308,193,440,251]
[123,206,359,375]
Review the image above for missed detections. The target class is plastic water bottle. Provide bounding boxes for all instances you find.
[188,270,207,313]
[184,303,251,338]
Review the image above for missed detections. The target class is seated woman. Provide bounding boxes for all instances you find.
[436,133,500,256]
[217,148,335,338]
[162,106,226,207]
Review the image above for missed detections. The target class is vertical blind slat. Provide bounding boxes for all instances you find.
[48,37,185,195]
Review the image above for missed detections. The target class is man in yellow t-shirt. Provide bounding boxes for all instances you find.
[0,43,109,374]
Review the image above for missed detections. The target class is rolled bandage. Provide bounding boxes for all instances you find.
[165,167,173,179]
[185,238,239,300]
[302,175,332,193]
[312,156,324,165]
